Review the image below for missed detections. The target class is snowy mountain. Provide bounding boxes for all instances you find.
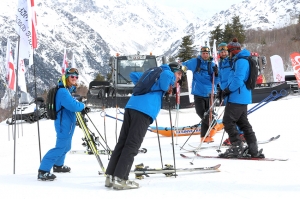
[0,0,299,99]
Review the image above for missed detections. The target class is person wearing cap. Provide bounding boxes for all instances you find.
[105,63,182,190]
[219,38,264,158]
[181,46,219,143]
[217,43,245,146]
[38,67,85,181]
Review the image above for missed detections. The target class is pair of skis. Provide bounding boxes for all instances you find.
[69,148,147,155]
[184,135,280,152]
[180,135,288,161]
[61,75,106,174]
[132,163,221,179]
[180,153,288,161]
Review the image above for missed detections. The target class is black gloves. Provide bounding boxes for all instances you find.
[213,66,218,77]
[218,88,231,102]
[81,107,91,115]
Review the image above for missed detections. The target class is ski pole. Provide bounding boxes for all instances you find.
[83,111,111,151]
[155,119,164,169]
[166,94,177,177]
[216,129,226,153]
[189,103,225,165]
[180,97,219,150]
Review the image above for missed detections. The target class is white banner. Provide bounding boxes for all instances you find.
[270,55,285,82]
[15,0,34,65]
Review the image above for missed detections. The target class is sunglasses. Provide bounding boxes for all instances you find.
[70,75,78,79]
[201,47,210,52]
[67,68,79,75]
[218,46,228,51]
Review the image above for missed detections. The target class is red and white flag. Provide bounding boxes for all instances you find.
[212,39,218,65]
[15,0,38,66]
[61,48,68,74]
[5,40,16,91]
[290,52,300,88]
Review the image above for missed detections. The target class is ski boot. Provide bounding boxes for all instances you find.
[219,140,246,158]
[113,177,139,190]
[38,170,56,181]
[53,165,71,173]
[105,175,114,188]
[245,143,265,158]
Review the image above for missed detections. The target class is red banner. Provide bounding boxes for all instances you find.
[289,52,300,88]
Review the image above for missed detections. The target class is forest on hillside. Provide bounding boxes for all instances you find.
[245,23,300,81]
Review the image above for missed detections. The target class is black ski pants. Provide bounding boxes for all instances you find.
[105,108,151,180]
[223,102,257,145]
[194,96,210,137]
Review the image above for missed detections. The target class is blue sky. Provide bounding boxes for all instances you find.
[151,0,244,19]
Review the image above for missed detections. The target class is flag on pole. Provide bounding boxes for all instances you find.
[15,0,37,66]
[72,53,76,68]
[62,48,68,74]
[14,40,27,93]
[6,40,16,91]
[212,39,218,64]
[30,0,37,49]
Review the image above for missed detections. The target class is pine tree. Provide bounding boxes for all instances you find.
[223,23,234,43]
[94,73,105,81]
[209,24,223,45]
[176,35,197,62]
[231,16,246,43]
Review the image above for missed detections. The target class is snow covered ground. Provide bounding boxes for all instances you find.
[1,94,300,198]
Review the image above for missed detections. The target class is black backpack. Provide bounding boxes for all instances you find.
[235,56,259,90]
[132,67,163,96]
[46,86,64,120]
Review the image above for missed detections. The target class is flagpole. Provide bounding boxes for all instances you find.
[33,49,42,162]
[13,36,21,174]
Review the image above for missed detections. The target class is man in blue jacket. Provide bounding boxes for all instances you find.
[182,46,219,143]
[105,63,183,190]
[217,42,246,146]
[219,38,264,158]
[38,68,85,181]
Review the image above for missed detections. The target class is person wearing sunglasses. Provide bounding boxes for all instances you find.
[105,64,183,190]
[218,38,264,159]
[38,67,85,181]
[181,46,219,143]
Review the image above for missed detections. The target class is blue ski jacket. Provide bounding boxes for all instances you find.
[226,49,252,105]
[182,56,219,97]
[55,81,85,139]
[218,56,232,90]
[126,64,176,124]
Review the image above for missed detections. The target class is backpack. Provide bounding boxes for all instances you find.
[132,67,163,96]
[235,56,259,90]
[195,58,212,74]
[46,86,64,120]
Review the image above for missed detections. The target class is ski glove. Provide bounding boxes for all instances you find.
[213,66,218,77]
[81,107,90,115]
[218,88,230,102]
